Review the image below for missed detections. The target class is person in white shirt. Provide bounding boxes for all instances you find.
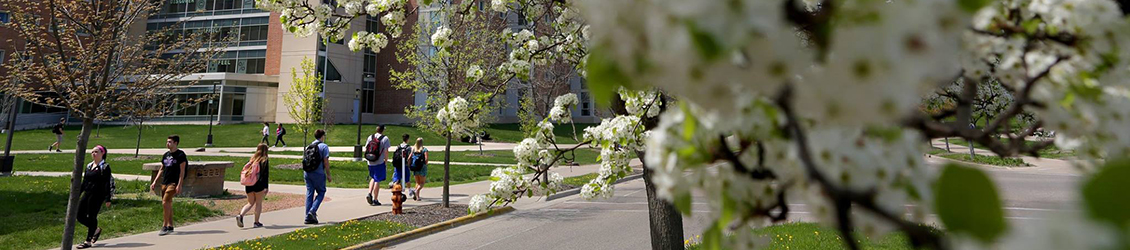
[260,122,271,144]
[363,125,391,206]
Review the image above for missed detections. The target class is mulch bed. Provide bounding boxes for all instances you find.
[113,155,157,161]
[191,190,315,216]
[360,204,470,228]
[275,163,303,170]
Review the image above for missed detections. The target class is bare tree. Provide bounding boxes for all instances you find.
[120,94,213,157]
[0,0,223,248]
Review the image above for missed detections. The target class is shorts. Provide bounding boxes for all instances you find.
[160,184,178,203]
[56,134,64,144]
[368,163,387,182]
[413,166,427,177]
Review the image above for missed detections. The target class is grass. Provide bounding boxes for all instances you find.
[940,137,1075,159]
[685,223,923,250]
[563,173,598,187]
[0,176,223,250]
[927,148,1029,167]
[2,123,596,151]
[202,220,415,250]
[8,153,501,189]
[270,149,602,166]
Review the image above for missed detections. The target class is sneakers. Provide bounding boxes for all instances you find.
[158,226,173,236]
[373,200,382,206]
[56,149,62,152]
[236,215,244,228]
[253,222,264,228]
[304,214,318,225]
[366,194,374,205]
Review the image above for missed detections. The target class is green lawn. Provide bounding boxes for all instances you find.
[941,137,1074,159]
[481,123,596,145]
[8,153,501,189]
[270,149,602,166]
[563,173,598,187]
[0,176,222,250]
[1,123,596,151]
[202,220,415,250]
[685,223,921,250]
[926,148,1029,167]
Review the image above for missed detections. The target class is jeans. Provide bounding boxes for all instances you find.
[274,135,286,146]
[303,171,326,215]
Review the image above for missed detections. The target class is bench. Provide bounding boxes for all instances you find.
[143,161,234,197]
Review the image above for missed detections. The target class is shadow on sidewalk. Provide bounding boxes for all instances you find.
[172,230,225,235]
[95,242,154,248]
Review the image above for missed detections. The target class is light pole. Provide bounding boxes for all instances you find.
[205,82,216,147]
[354,88,363,159]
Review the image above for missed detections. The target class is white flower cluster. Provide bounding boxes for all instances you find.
[577,115,646,200]
[487,166,528,200]
[436,97,479,135]
[431,26,453,50]
[498,29,545,80]
[549,93,578,123]
[257,0,408,52]
[583,116,645,151]
[348,31,389,53]
[619,88,661,118]
[468,194,490,214]
[490,0,510,12]
[466,64,485,83]
[513,138,541,168]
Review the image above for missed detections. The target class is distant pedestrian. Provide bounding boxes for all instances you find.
[409,138,429,201]
[260,122,271,144]
[49,117,65,152]
[389,134,413,199]
[151,135,187,236]
[302,129,332,224]
[363,125,391,206]
[237,143,270,228]
[76,145,115,249]
[273,124,287,147]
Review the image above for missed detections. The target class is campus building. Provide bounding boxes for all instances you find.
[0,0,600,128]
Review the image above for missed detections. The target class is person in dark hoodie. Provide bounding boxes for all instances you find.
[76,145,115,249]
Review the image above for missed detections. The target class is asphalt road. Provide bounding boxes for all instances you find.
[391,156,1083,250]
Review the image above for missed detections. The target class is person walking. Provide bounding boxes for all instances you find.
[151,135,187,236]
[363,125,391,206]
[388,134,414,198]
[76,145,115,249]
[237,143,270,228]
[260,122,271,144]
[273,124,287,147]
[409,138,429,201]
[49,117,65,152]
[303,130,332,224]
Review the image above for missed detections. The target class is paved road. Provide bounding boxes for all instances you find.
[395,147,1083,249]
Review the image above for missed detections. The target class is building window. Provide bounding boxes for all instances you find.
[0,11,9,24]
[361,81,375,113]
[364,53,377,73]
[0,50,5,64]
[580,91,591,116]
[239,25,268,41]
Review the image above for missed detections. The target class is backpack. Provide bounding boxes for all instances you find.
[392,144,408,169]
[302,142,322,172]
[364,135,386,162]
[240,160,260,186]
[279,126,287,136]
[410,150,427,171]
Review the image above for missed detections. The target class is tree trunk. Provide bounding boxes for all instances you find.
[442,134,452,208]
[638,151,684,250]
[61,118,94,250]
[135,121,143,157]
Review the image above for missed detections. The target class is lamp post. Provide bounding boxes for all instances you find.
[205,82,216,147]
[354,88,363,159]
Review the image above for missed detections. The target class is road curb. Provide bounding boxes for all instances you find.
[341,206,516,250]
[547,172,644,201]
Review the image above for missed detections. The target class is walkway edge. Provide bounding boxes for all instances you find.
[341,206,516,250]
[547,172,644,201]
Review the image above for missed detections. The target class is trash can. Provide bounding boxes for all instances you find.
[0,155,14,175]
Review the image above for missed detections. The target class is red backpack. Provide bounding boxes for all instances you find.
[240,161,260,186]
[364,135,386,162]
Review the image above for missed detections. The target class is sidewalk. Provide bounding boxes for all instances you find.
[929,138,1080,176]
[18,160,625,250]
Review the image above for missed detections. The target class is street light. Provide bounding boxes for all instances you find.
[205,82,217,147]
[354,88,363,160]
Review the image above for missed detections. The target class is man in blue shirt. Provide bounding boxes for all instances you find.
[304,129,333,224]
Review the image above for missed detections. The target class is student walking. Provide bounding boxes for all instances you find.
[151,135,187,236]
[273,124,287,147]
[49,117,65,152]
[363,125,391,206]
[76,145,115,249]
[388,134,414,198]
[409,138,429,200]
[302,130,332,224]
[237,143,270,228]
[260,122,271,144]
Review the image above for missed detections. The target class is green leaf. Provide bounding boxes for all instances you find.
[686,22,722,61]
[421,0,433,6]
[680,103,697,141]
[1082,158,1130,229]
[674,192,693,215]
[585,45,627,107]
[958,0,992,13]
[934,163,1007,243]
[702,222,723,250]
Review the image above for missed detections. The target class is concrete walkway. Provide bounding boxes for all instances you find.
[16,158,630,250]
[929,138,1080,176]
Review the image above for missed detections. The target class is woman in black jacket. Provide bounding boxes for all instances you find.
[77,145,114,249]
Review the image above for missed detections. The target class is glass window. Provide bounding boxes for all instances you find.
[0,50,5,64]
[316,56,342,81]
[580,92,591,116]
[239,25,268,41]
[364,53,376,73]
[0,12,9,24]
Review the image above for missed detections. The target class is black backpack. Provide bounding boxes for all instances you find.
[410,151,427,171]
[302,142,322,172]
[392,144,408,169]
[279,126,287,136]
[364,135,386,162]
